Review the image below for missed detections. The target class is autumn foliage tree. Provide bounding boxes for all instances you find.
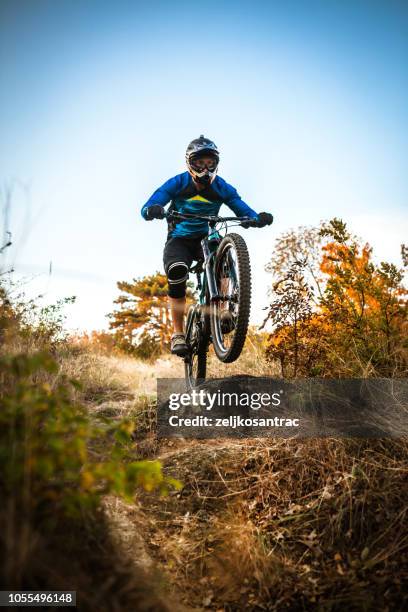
[108,272,194,358]
[262,260,314,377]
[318,220,407,375]
[263,219,407,378]
[107,272,169,358]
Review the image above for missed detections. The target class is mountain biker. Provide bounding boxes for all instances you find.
[141,135,273,356]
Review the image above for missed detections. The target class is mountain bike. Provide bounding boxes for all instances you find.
[167,211,259,389]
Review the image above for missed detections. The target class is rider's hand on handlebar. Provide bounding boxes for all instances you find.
[256,212,273,227]
[241,212,273,228]
[145,205,166,220]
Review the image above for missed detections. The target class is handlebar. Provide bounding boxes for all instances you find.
[166,211,257,226]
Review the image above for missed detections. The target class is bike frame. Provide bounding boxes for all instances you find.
[184,232,217,343]
[167,211,253,342]
[200,230,218,301]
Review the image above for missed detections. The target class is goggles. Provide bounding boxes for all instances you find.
[190,157,218,172]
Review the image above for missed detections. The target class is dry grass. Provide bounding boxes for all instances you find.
[57,348,184,401]
[206,333,278,379]
[50,343,407,611]
[56,335,275,409]
[142,438,408,610]
[4,330,404,611]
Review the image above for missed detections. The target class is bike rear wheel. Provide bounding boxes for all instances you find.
[184,305,208,389]
[210,233,251,363]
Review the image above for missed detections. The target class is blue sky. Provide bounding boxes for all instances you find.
[1,0,407,330]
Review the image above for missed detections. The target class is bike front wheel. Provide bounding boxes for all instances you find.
[184,305,207,389]
[210,232,251,363]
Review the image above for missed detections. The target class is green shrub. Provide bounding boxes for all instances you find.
[0,352,180,519]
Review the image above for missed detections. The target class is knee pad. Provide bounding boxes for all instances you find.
[166,261,189,298]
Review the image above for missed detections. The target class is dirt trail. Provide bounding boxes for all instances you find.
[105,442,227,609]
[89,353,259,610]
[102,492,196,611]
[90,354,207,610]
[104,470,217,611]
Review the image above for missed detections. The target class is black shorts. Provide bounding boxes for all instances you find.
[163,236,204,298]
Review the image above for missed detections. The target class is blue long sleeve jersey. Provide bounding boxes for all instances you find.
[141,171,258,238]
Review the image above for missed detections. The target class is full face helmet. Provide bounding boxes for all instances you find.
[185,135,219,185]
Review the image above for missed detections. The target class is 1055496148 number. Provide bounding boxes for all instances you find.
[0,591,76,607]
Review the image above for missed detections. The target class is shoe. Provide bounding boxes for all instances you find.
[171,333,188,356]
[220,310,235,334]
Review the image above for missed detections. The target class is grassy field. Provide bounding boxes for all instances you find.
[56,343,407,611]
[1,293,406,611]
